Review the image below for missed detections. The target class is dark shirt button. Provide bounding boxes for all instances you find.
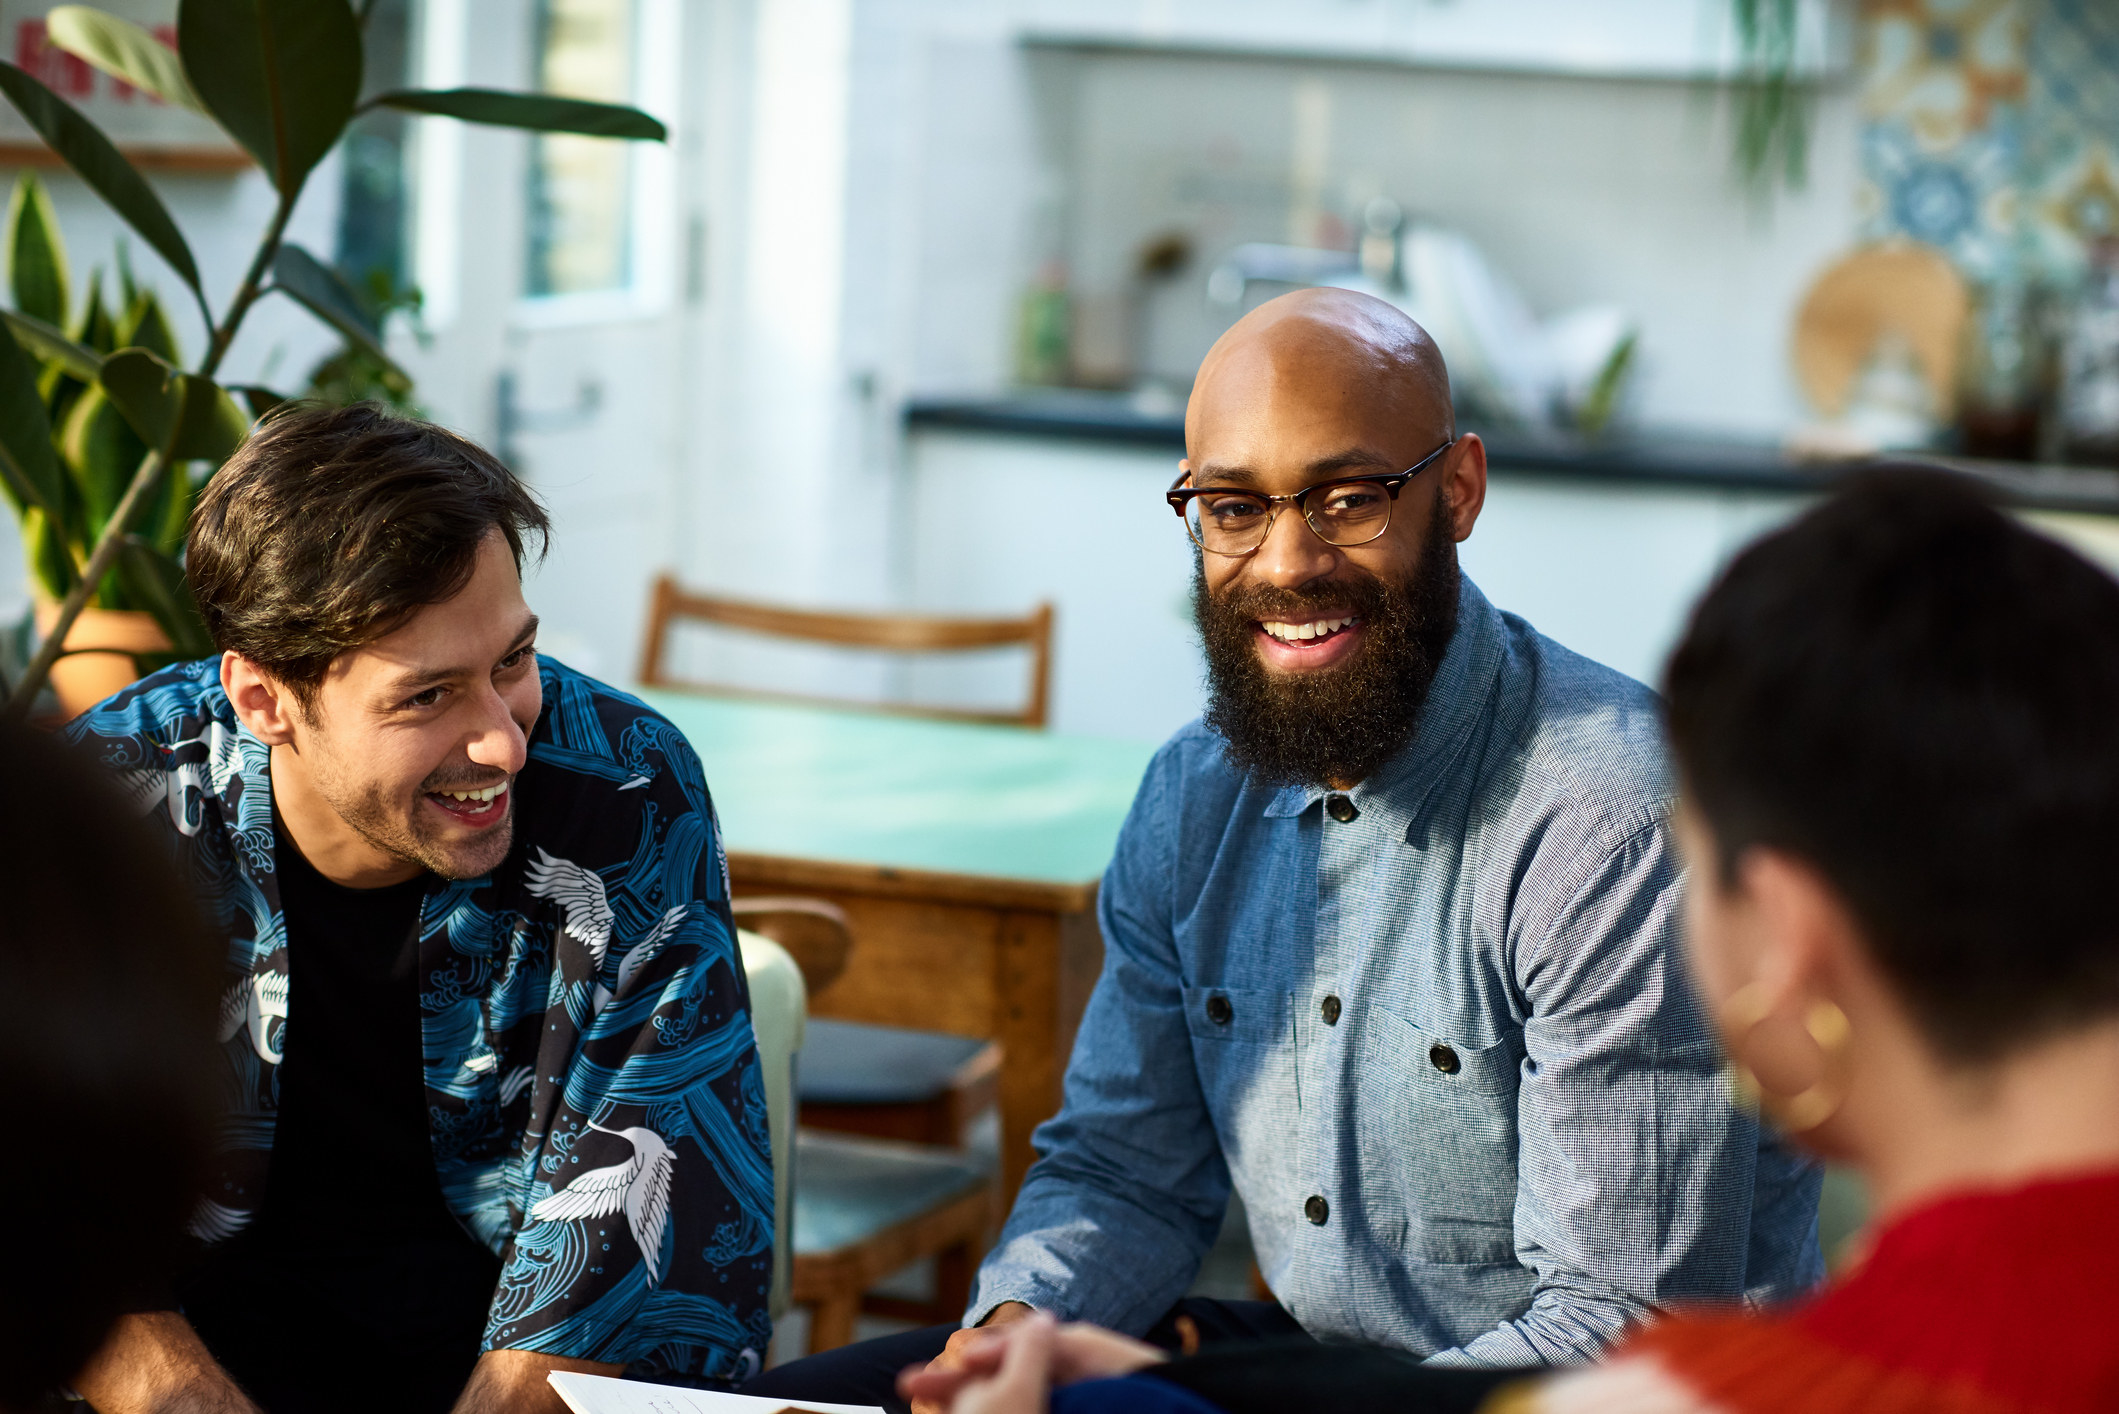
[1325,794,1358,823]
[1206,994,1233,1025]
[1429,1042,1461,1075]
[1305,1195,1329,1225]
[1320,995,1342,1025]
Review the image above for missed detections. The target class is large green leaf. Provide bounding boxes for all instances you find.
[179,0,361,196]
[98,345,182,452]
[0,309,99,383]
[0,62,203,305]
[269,242,405,378]
[231,384,283,419]
[0,316,62,520]
[175,377,247,463]
[5,172,70,328]
[114,534,213,657]
[367,88,667,141]
[45,6,207,114]
[97,346,243,465]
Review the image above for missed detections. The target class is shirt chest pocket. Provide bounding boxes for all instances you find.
[1369,1008,1523,1265]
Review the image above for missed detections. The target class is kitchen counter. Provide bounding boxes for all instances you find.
[904,391,2119,518]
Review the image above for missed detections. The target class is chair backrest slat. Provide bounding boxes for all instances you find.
[639,574,1055,728]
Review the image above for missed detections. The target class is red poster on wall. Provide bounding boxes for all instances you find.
[0,0,246,169]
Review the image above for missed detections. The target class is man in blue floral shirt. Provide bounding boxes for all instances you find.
[64,405,771,1414]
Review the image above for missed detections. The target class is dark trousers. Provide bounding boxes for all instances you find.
[739,1298,1309,1414]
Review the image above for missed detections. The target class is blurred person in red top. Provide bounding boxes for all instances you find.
[907,467,2119,1414]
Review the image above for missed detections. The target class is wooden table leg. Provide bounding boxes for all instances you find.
[991,905,1104,1199]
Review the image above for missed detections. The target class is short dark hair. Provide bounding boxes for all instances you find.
[0,724,220,1406]
[1664,466,2119,1063]
[188,402,549,706]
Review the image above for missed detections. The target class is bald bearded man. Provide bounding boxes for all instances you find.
[744,290,1821,1410]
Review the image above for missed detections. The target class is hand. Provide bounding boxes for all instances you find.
[900,1311,1165,1413]
[905,1303,1035,1414]
[908,1311,1057,1414]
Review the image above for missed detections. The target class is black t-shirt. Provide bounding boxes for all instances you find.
[177,823,501,1414]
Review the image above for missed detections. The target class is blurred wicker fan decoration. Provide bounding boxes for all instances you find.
[1793,242,1969,419]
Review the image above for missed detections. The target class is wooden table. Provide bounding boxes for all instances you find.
[639,691,1156,1199]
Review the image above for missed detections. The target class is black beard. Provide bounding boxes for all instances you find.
[1194,507,1461,788]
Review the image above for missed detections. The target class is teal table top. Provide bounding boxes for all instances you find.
[636,690,1158,886]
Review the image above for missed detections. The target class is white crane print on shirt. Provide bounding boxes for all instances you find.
[217,971,291,1064]
[524,848,615,969]
[529,1122,677,1284]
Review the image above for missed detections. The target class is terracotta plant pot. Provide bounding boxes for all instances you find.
[33,600,172,720]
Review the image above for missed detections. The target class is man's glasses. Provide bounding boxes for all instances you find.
[1166,439,1456,558]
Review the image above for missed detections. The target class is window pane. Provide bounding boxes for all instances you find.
[337,0,412,291]
[524,0,636,297]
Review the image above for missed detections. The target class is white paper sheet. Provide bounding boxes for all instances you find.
[547,1371,883,1414]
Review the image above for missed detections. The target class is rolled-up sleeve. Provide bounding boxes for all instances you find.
[968,747,1232,1333]
[1432,814,1800,1367]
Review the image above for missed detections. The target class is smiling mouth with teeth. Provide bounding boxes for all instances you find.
[427,779,511,824]
[1259,616,1359,644]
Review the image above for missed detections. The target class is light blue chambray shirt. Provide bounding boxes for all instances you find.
[970,577,1822,1366]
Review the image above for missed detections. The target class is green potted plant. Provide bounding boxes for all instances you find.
[4,171,233,715]
[0,0,665,719]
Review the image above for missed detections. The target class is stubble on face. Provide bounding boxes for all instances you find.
[1195,496,1462,788]
[296,709,518,881]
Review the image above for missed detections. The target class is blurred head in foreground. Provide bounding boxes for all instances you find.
[1664,467,2119,1185]
[0,724,220,1410]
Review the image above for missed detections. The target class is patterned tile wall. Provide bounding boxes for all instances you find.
[1858,0,2119,285]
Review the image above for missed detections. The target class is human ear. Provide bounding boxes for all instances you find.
[1441,434,1488,543]
[1735,849,1849,1009]
[1723,848,1861,1117]
[221,652,300,747]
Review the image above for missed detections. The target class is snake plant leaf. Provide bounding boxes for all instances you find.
[0,315,62,520]
[22,506,81,598]
[178,0,361,197]
[269,243,406,378]
[65,379,151,532]
[1,309,100,383]
[117,288,180,363]
[114,534,214,657]
[45,6,207,114]
[0,62,203,305]
[5,172,70,328]
[366,88,667,141]
[75,268,117,353]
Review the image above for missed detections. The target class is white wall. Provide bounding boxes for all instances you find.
[1048,51,1863,435]
[648,0,1861,635]
[904,428,2119,743]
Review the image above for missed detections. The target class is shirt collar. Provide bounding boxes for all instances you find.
[1259,574,1507,822]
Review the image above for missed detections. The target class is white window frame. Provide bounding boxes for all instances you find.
[510,0,679,329]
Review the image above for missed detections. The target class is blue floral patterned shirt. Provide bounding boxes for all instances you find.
[66,657,774,1382]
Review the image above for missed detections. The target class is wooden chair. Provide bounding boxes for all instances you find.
[639,573,1056,728]
[734,896,1001,1353]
